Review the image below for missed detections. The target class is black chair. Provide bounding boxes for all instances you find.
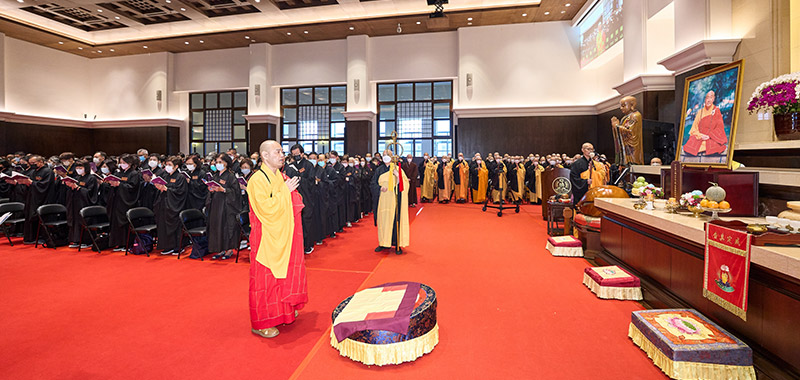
[233,210,251,263]
[35,204,68,249]
[125,207,157,257]
[0,198,9,204]
[179,209,207,260]
[0,202,25,246]
[79,206,110,253]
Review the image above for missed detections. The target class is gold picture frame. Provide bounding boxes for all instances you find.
[676,60,745,169]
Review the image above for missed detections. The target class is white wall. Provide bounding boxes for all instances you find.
[88,52,169,120]
[272,40,348,87]
[369,32,458,82]
[457,22,624,108]
[4,38,90,119]
[646,3,675,74]
[174,47,249,92]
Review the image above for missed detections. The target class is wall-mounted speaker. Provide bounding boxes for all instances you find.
[156,90,162,102]
[254,84,261,96]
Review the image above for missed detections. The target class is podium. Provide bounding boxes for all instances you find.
[541,167,572,220]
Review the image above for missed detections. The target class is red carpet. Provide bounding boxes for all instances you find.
[0,202,667,379]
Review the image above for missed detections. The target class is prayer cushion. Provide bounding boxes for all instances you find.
[583,266,642,300]
[547,235,582,247]
[330,282,438,366]
[629,309,755,380]
[545,236,584,257]
[574,213,602,229]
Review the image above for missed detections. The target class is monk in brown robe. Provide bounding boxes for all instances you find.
[402,154,419,207]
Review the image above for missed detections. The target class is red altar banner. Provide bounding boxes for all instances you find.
[703,223,752,321]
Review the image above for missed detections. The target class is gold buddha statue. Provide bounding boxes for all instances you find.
[610,96,644,165]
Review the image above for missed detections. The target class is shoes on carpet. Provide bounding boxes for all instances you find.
[80,244,92,249]
[304,246,314,255]
[23,241,35,245]
[212,252,223,259]
[375,246,387,252]
[68,243,80,248]
[395,247,403,255]
[346,222,352,227]
[239,241,249,249]
[160,250,174,255]
[113,247,126,252]
[315,241,323,246]
[251,327,279,339]
[221,251,234,260]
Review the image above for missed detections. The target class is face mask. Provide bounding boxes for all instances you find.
[328,158,336,164]
[360,161,366,166]
[75,168,85,176]
[318,161,325,167]
[407,158,413,163]
[308,159,317,166]
[61,161,70,167]
[148,160,158,168]
[458,156,463,160]
[566,160,572,165]
[347,162,354,167]
[366,156,372,161]
[186,164,196,171]
[93,157,101,164]
[589,152,596,158]
[241,168,251,176]
[101,167,110,174]
[210,164,217,172]
[120,163,129,170]
[549,160,556,166]
[293,155,302,162]
[423,156,428,160]
[164,165,175,174]
[139,156,146,162]
[47,162,53,168]
[215,163,225,171]
[383,156,392,164]
[251,159,257,165]
[476,160,482,164]
[488,158,494,162]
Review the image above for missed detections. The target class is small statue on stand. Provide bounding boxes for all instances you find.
[611,96,644,166]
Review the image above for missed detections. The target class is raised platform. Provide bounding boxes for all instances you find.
[595,198,800,378]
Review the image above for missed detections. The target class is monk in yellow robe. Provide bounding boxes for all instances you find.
[420,158,438,202]
[454,153,470,203]
[247,140,308,339]
[437,157,454,203]
[470,156,489,203]
[491,159,507,203]
[370,153,409,254]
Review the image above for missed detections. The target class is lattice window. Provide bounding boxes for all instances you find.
[377,81,452,157]
[281,86,346,155]
[204,109,232,141]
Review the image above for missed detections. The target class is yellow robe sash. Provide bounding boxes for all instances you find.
[472,162,488,203]
[247,166,294,279]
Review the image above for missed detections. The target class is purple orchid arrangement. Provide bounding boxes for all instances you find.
[747,72,800,115]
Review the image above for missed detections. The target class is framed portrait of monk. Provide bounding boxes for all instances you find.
[676,60,744,168]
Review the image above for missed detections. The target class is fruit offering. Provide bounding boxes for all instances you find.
[704,182,730,210]
[631,177,649,196]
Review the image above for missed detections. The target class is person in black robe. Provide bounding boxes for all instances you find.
[524,155,540,204]
[138,154,164,210]
[183,155,208,212]
[0,159,13,200]
[402,154,419,207]
[107,154,142,251]
[343,157,359,225]
[65,159,99,248]
[54,152,77,207]
[206,154,242,260]
[569,143,595,205]
[20,155,56,244]
[307,152,326,245]
[96,159,117,208]
[153,156,188,255]
[360,157,373,215]
[10,156,33,204]
[322,153,341,238]
[330,151,347,232]
[285,144,318,254]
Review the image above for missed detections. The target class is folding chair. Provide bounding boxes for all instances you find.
[79,206,110,253]
[179,208,207,260]
[0,198,9,204]
[234,210,251,263]
[0,202,24,246]
[35,204,67,249]
[125,207,157,257]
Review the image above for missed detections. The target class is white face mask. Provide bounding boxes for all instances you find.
[120,163,129,170]
[651,162,660,166]
[549,160,556,165]
[476,159,482,164]
[75,168,85,176]
[423,156,428,160]
[148,160,158,168]
[241,168,251,176]
[101,167,110,174]
[61,161,70,167]
[383,155,392,164]
[589,152,596,158]
[328,158,336,164]
[347,162,354,167]
[93,157,101,164]
[186,164,196,172]
[164,165,174,174]
[458,156,463,160]
[360,161,366,166]
[407,158,413,163]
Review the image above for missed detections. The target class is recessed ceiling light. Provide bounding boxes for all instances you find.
[349,26,354,30]
[566,3,571,6]
[199,40,204,43]
[467,17,473,21]
[166,0,171,2]
[245,36,250,39]
[184,41,189,45]
[544,11,550,15]
[416,21,421,25]
[180,7,186,11]
[467,22,472,25]
[303,30,308,34]
[143,45,148,49]
[115,16,120,19]
[110,48,115,52]
[522,13,527,17]
[255,0,260,2]
[58,41,64,44]
[97,50,102,53]
[560,10,566,13]
[286,32,291,35]
[97,9,103,12]
[78,47,83,50]
[16,0,23,3]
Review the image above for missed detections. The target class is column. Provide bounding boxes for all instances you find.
[344,35,374,155]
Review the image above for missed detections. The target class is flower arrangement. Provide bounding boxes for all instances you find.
[679,190,705,208]
[642,184,664,199]
[747,71,800,115]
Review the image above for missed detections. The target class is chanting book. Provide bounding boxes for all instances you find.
[90,162,97,173]
[10,171,29,180]
[204,179,224,191]
[61,176,79,185]
[103,174,122,183]
[151,176,168,186]
[237,176,248,187]
[205,172,213,181]
[179,171,191,180]
[141,169,154,179]
[54,165,68,175]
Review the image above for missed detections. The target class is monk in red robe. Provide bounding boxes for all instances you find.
[682,90,728,156]
[247,140,308,338]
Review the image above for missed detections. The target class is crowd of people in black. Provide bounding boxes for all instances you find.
[0,146,610,258]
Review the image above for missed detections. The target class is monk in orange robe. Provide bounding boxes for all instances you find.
[248,140,308,339]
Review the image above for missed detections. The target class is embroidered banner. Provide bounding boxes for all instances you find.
[703,224,752,321]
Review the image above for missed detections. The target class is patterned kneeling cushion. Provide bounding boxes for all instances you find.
[545,236,584,257]
[583,265,642,300]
